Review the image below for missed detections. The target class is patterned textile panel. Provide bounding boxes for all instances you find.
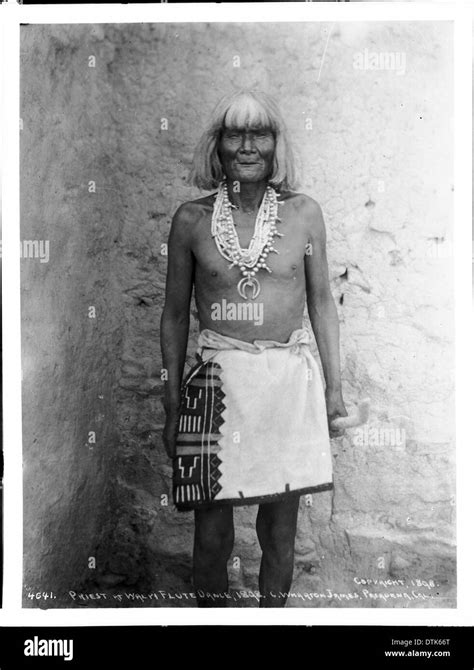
[173,361,225,507]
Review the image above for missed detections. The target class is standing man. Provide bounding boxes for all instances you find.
[160,90,347,607]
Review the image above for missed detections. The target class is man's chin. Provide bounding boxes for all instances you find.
[230,170,269,184]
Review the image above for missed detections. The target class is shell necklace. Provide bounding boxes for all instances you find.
[211,181,284,300]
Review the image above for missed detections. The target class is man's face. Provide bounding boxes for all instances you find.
[218,125,275,184]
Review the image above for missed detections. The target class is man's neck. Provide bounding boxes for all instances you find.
[225,179,268,214]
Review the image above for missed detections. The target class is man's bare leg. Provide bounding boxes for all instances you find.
[193,505,234,607]
[256,495,300,607]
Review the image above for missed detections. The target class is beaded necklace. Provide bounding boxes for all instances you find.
[211,181,284,300]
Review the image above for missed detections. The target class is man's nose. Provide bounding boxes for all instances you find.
[240,134,256,152]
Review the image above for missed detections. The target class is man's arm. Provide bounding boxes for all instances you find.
[160,203,196,456]
[303,197,347,433]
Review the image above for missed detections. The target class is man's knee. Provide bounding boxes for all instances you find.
[257,501,299,558]
[262,526,296,562]
[194,508,234,559]
[195,526,234,560]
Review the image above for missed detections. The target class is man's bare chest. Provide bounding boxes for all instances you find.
[192,214,310,283]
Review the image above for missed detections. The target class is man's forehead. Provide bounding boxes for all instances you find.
[223,124,273,132]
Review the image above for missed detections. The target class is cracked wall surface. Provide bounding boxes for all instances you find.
[21,22,454,607]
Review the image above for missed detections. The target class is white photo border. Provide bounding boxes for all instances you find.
[1,1,472,627]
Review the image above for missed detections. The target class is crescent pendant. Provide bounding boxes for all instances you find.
[237,276,261,300]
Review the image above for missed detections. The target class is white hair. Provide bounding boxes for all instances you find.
[188,90,297,191]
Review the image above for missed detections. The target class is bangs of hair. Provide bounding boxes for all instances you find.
[223,94,275,131]
[188,90,298,191]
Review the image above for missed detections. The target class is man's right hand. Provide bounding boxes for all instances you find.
[162,410,180,458]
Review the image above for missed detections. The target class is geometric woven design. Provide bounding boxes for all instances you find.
[173,359,225,509]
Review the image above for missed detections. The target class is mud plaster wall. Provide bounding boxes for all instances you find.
[21,22,455,607]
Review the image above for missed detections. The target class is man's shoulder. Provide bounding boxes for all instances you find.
[279,191,324,234]
[280,191,322,215]
[174,193,216,223]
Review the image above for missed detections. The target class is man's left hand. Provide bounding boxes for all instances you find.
[325,387,348,438]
